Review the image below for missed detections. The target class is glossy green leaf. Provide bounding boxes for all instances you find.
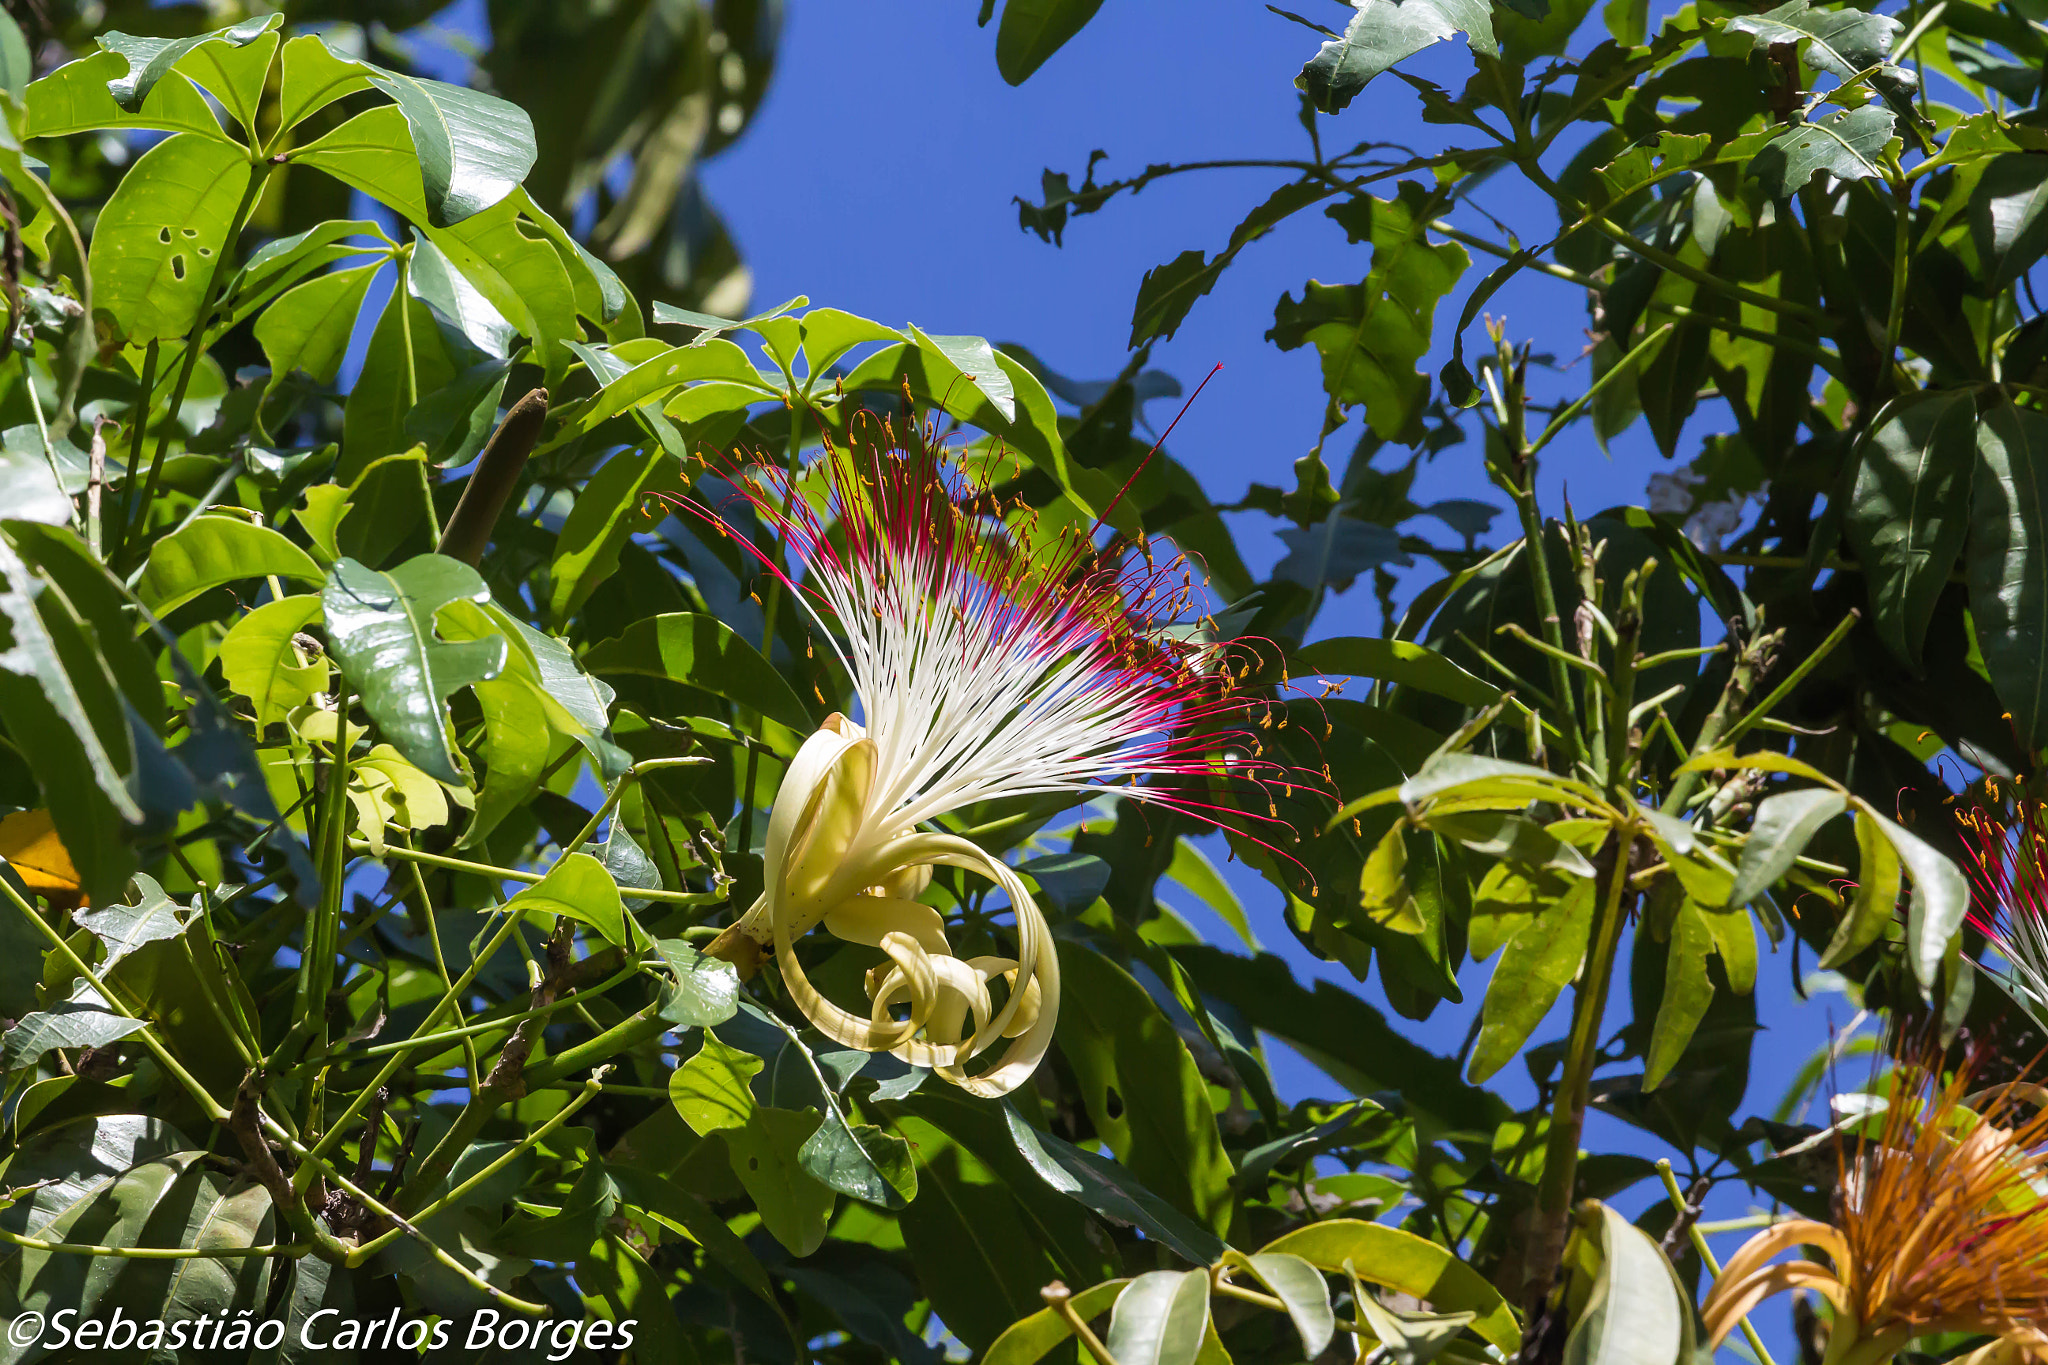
[98,16,281,108]
[1821,810,1901,969]
[507,852,625,945]
[1257,1219,1519,1354]
[0,437,71,527]
[1053,943,1236,1237]
[909,326,1017,421]
[548,447,687,626]
[0,1150,204,1329]
[273,33,372,135]
[358,64,536,225]
[424,197,579,376]
[1003,1105,1227,1265]
[321,555,508,785]
[1723,0,1899,83]
[1561,1202,1694,1365]
[290,105,430,222]
[583,612,813,736]
[1272,188,1468,442]
[1726,787,1848,908]
[0,11,31,97]
[86,134,251,343]
[1468,877,1595,1082]
[254,260,383,396]
[1296,0,1496,112]
[1244,1253,1336,1358]
[652,939,741,1027]
[1107,1269,1210,1365]
[341,284,467,479]
[175,27,280,140]
[136,518,323,617]
[24,50,227,141]
[75,875,192,970]
[1846,389,1976,665]
[1971,403,2048,750]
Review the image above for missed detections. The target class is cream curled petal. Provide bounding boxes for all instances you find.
[775,737,877,941]
[876,859,933,901]
[823,893,952,956]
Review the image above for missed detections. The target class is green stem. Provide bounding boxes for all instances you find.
[311,962,639,1067]
[348,1072,606,1264]
[1524,824,1636,1303]
[1716,610,1860,752]
[111,340,159,559]
[1655,1159,1779,1365]
[345,839,724,905]
[0,1229,302,1260]
[1525,323,1673,459]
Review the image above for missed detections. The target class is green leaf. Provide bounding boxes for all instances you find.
[652,939,740,1027]
[799,1105,917,1210]
[1107,1269,1210,1365]
[0,535,142,840]
[1296,0,1496,112]
[583,613,813,737]
[987,1280,1132,1365]
[548,446,687,625]
[98,16,282,108]
[1821,810,1902,970]
[0,436,71,527]
[1727,787,1849,907]
[1857,802,1967,990]
[358,64,536,225]
[1272,188,1468,441]
[1421,810,1596,877]
[910,327,1018,421]
[254,260,383,397]
[1132,182,1331,347]
[1261,1220,1517,1353]
[321,555,508,786]
[1972,155,2048,292]
[0,988,149,1069]
[1468,877,1595,1081]
[1747,106,1897,197]
[0,1150,205,1328]
[1294,635,1502,708]
[996,0,1107,83]
[670,1034,835,1256]
[578,1231,691,1363]
[1243,1253,1336,1358]
[23,50,226,141]
[75,875,193,970]
[1970,403,2048,750]
[1002,1105,1228,1265]
[176,27,280,141]
[1561,1202,1694,1365]
[1644,899,1714,1091]
[423,196,579,377]
[289,105,429,222]
[137,518,323,618]
[0,1115,190,1243]
[341,283,466,479]
[1724,0,1900,84]
[85,133,252,344]
[0,10,30,98]
[1846,392,1977,666]
[116,1173,275,1328]
[274,34,372,135]
[506,852,625,945]
[1053,944,1236,1237]
[838,341,1133,533]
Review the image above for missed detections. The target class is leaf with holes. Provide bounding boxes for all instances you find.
[85,134,252,344]
[1747,106,1897,196]
[1296,0,1497,112]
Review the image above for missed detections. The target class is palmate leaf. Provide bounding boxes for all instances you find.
[84,133,252,344]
